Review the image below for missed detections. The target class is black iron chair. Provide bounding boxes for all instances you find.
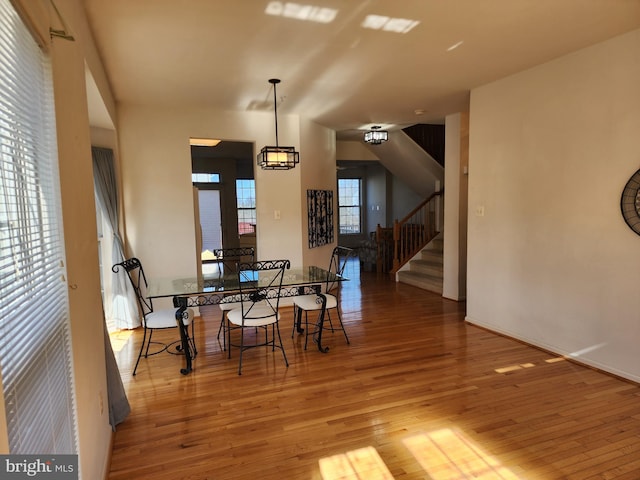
[212,247,255,350]
[226,259,290,375]
[292,246,354,350]
[112,258,196,375]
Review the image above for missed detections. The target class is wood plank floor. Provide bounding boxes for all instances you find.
[108,261,640,480]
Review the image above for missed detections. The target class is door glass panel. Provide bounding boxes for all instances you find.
[198,189,222,274]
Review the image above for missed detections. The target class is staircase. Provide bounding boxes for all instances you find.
[397,235,443,294]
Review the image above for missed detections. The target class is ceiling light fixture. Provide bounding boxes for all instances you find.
[364,126,388,145]
[257,78,299,170]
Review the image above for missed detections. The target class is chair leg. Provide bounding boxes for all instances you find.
[291,305,297,338]
[275,322,289,367]
[238,326,245,375]
[191,317,198,355]
[218,311,227,351]
[144,328,154,357]
[227,320,232,359]
[336,308,350,345]
[132,326,148,376]
[303,311,310,350]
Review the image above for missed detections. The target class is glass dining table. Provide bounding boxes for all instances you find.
[147,265,345,375]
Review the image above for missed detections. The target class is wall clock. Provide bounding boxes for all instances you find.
[621,168,640,235]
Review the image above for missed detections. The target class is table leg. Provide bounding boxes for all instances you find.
[314,293,329,353]
[173,297,193,375]
[295,304,304,334]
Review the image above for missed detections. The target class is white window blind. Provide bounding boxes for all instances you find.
[0,0,78,455]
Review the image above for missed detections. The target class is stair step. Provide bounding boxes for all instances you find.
[428,237,443,249]
[420,250,443,263]
[397,270,443,295]
[410,258,443,276]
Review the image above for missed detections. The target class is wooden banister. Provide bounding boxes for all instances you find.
[391,190,443,273]
[372,191,443,274]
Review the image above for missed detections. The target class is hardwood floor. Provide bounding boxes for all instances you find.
[108,261,640,479]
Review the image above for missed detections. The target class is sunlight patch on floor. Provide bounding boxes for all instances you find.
[319,446,395,480]
[109,329,134,354]
[545,356,566,363]
[319,427,521,480]
[403,428,522,480]
[494,362,535,374]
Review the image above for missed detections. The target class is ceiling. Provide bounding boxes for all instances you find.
[82,0,640,140]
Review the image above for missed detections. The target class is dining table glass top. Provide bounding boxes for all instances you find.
[146,265,343,299]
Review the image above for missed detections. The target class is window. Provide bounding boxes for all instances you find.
[0,0,78,454]
[236,179,256,234]
[338,178,362,234]
[192,172,220,183]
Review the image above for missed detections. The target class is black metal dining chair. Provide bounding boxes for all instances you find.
[226,259,290,375]
[292,246,354,349]
[112,257,196,375]
[212,247,255,350]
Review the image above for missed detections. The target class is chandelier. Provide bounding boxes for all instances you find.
[364,126,388,145]
[257,78,300,170]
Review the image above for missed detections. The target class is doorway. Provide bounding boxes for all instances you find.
[191,141,255,273]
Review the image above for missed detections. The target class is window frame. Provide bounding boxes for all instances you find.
[338,178,362,235]
[236,178,256,235]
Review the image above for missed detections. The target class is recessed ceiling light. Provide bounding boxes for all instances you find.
[414,109,426,115]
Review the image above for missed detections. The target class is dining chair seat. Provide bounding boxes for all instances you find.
[293,293,338,311]
[227,303,281,327]
[145,309,181,329]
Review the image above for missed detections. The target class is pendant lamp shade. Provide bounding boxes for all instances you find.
[257,79,299,170]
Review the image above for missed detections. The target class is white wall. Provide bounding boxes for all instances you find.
[118,105,337,284]
[467,29,640,382]
[300,117,337,267]
[443,112,469,301]
[336,140,380,161]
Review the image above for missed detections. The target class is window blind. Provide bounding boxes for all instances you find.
[0,0,78,455]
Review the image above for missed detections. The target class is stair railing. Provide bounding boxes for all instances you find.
[375,225,394,273]
[391,190,443,273]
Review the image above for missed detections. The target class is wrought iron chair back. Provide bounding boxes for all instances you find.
[212,246,255,278]
[112,257,153,319]
[325,246,355,294]
[212,247,256,349]
[236,259,290,322]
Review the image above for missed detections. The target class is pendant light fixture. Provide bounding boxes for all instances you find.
[257,78,300,170]
[364,125,388,145]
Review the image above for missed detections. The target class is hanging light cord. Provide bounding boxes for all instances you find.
[270,78,280,149]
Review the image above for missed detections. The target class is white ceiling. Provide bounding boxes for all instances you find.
[82,0,640,139]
